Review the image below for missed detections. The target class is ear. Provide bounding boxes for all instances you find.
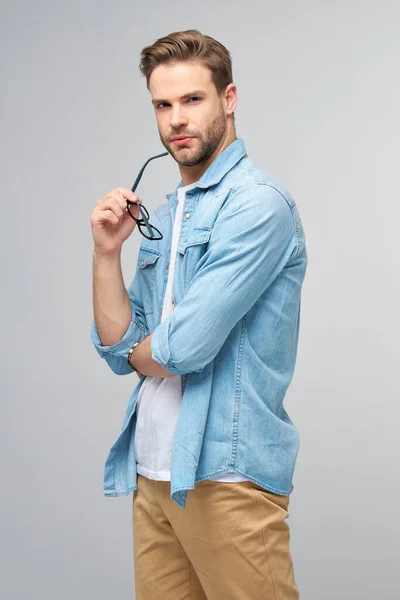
[224,83,237,116]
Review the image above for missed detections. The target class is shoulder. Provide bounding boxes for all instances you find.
[218,155,297,214]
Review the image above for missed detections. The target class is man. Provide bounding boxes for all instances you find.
[90,29,307,600]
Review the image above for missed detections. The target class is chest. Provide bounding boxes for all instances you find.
[137,187,229,328]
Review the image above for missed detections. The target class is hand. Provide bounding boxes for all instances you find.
[90,187,141,256]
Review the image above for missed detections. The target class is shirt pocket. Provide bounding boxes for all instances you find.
[177,226,212,292]
[137,246,162,314]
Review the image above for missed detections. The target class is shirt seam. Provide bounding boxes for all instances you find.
[220,180,299,260]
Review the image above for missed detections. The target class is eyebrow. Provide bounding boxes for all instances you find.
[151,90,206,106]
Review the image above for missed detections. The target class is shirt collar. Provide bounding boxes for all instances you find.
[166,137,247,199]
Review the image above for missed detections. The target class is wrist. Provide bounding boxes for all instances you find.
[92,246,121,262]
[127,342,140,372]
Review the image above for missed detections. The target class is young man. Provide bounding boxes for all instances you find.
[90,29,307,600]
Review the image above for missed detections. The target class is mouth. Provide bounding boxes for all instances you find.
[172,136,194,146]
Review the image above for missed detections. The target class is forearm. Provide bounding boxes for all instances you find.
[130,333,175,378]
[92,248,132,346]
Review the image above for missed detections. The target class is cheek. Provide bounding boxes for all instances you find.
[158,124,170,141]
[154,113,166,131]
[197,107,217,129]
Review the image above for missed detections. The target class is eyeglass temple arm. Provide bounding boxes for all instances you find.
[130,151,169,193]
[128,151,169,237]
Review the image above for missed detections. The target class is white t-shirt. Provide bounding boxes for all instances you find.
[134,183,248,483]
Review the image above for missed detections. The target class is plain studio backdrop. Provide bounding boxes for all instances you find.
[1,1,398,598]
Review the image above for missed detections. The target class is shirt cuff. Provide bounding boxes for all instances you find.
[150,316,183,375]
[91,317,143,361]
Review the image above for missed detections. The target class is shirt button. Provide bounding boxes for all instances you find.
[185,213,191,219]
[166,263,169,270]
[172,302,176,308]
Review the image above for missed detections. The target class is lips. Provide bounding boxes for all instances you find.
[172,136,194,146]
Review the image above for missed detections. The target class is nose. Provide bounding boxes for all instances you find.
[170,105,188,130]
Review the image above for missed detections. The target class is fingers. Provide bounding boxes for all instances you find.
[94,188,141,224]
[115,187,142,204]
[115,187,137,201]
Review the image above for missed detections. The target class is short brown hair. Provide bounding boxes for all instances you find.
[138,29,233,96]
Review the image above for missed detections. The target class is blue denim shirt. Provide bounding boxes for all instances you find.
[91,138,308,508]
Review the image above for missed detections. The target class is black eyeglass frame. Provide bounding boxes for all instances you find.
[125,151,169,240]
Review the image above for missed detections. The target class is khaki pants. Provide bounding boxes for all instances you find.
[132,474,299,599]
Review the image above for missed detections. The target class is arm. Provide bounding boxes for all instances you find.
[91,248,175,377]
[92,248,132,346]
[90,245,179,378]
[150,183,298,375]
[90,185,170,376]
[128,333,175,378]
[91,248,150,375]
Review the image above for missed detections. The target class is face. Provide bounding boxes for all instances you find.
[149,61,235,168]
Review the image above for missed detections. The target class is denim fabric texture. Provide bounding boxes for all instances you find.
[91,138,308,508]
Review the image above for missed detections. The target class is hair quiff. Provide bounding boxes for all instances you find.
[138,29,233,96]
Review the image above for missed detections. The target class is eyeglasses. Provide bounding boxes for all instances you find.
[125,151,169,240]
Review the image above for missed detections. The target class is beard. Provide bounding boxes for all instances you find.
[159,106,227,167]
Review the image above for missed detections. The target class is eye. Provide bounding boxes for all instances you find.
[156,97,201,109]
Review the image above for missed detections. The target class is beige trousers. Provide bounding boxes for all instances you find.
[132,474,299,599]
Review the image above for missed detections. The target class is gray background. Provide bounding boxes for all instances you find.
[1,1,399,598]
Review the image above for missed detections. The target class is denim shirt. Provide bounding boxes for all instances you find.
[91,138,308,508]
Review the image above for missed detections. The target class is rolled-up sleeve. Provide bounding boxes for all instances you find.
[150,183,298,375]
